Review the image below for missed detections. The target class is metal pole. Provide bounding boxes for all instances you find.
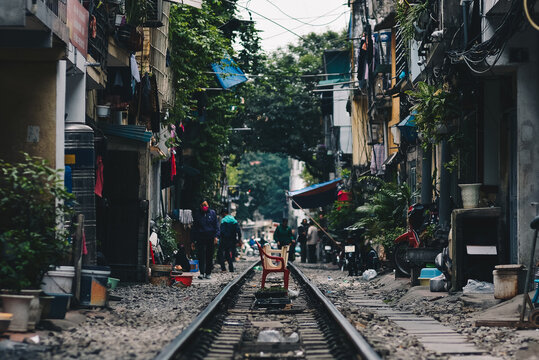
[439,139,451,229]
[520,228,538,322]
[421,144,432,204]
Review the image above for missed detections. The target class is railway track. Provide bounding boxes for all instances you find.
[155,261,381,360]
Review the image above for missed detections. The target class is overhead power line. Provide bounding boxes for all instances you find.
[226,0,305,40]
[263,0,348,27]
[263,11,349,41]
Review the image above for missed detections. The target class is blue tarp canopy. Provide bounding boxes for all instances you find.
[397,111,418,143]
[288,178,342,209]
[211,55,248,89]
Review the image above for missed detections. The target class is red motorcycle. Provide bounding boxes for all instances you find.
[393,203,435,276]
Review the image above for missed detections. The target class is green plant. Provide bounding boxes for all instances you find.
[0,154,75,291]
[125,0,154,26]
[155,216,177,262]
[395,0,428,46]
[353,177,411,253]
[327,201,357,233]
[405,81,461,171]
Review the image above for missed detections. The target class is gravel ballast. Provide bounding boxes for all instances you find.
[0,260,255,360]
[296,262,539,360]
[2,259,538,359]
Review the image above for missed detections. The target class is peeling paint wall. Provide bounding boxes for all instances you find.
[0,61,59,166]
[515,28,539,264]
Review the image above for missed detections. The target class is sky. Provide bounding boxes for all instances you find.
[235,0,351,52]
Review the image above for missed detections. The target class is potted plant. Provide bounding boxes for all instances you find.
[395,0,428,48]
[116,0,155,51]
[405,81,460,171]
[0,153,74,331]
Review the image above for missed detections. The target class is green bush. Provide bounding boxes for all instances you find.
[354,177,411,253]
[155,216,178,263]
[0,154,74,291]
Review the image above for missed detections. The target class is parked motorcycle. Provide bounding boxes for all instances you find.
[321,236,335,264]
[335,227,379,276]
[393,203,439,276]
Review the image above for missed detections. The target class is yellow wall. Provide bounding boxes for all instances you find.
[351,95,370,166]
[0,61,58,166]
[388,29,400,155]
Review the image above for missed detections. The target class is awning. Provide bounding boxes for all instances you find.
[211,54,248,89]
[288,178,342,209]
[396,111,418,143]
[98,123,152,142]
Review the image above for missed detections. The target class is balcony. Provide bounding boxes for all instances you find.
[88,3,109,66]
[0,0,69,48]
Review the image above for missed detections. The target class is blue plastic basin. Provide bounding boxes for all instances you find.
[419,268,442,279]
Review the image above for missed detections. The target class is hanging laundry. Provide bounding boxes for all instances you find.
[94,155,104,197]
[130,54,141,83]
[82,230,88,256]
[179,209,194,226]
[370,144,387,175]
[113,71,124,87]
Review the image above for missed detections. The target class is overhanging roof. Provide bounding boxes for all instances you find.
[288,178,342,209]
[98,123,152,142]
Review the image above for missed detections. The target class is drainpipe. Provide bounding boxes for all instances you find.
[439,139,451,229]
[461,0,472,49]
[421,144,432,204]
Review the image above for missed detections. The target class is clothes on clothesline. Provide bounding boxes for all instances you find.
[370,143,387,175]
[173,209,193,226]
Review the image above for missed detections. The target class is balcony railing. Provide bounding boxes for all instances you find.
[43,0,67,24]
[88,4,109,66]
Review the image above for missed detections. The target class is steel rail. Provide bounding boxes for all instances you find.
[289,263,382,360]
[154,260,260,360]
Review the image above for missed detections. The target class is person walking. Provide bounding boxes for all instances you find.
[274,218,295,261]
[192,200,219,279]
[307,220,319,263]
[297,219,309,263]
[219,209,241,272]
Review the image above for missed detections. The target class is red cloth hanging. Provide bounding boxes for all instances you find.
[82,229,88,255]
[170,151,176,180]
[94,155,104,197]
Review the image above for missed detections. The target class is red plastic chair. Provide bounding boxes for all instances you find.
[255,241,289,290]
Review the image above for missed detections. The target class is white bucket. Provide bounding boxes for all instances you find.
[41,266,75,295]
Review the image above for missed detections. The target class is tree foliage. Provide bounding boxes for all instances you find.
[233,152,289,222]
[168,1,263,206]
[237,30,349,181]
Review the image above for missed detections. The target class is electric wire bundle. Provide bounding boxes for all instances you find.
[446,0,536,73]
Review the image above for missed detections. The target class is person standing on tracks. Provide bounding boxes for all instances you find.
[192,200,220,279]
[306,219,320,263]
[274,218,295,261]
[218,209,241,272]
[297,218,309,263]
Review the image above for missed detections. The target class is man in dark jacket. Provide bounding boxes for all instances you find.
[192,200,220,279]
[218,209,241,272]
[297,218,309,263]
[274,218,295,261]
